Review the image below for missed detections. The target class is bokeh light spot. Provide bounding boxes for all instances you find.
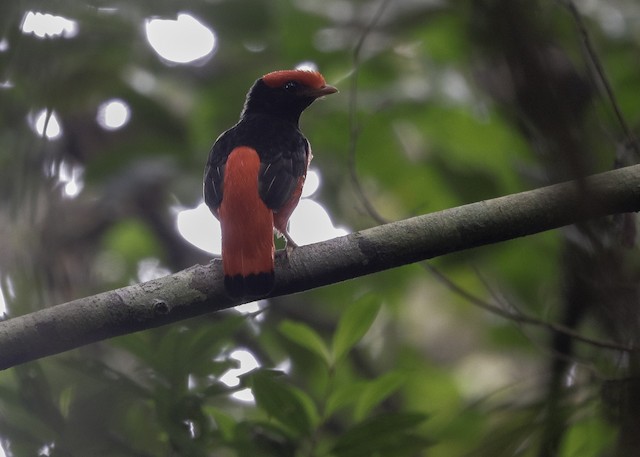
[145,13,216,64]
[289,199,349,245]
[21,11,78,39]
[29,109,62,139]
[97,99,131,130]
[295,61,318,72]
[301,169,320,197]
[175,203,221,254]
[58,162,85,198]
[220,349,259,403]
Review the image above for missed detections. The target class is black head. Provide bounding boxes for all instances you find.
[241,69,337,124]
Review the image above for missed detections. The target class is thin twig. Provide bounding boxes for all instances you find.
[347,0,391,225]
[562,0,640,158]
[424,262,635,352]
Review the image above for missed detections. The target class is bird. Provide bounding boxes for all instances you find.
[203,69,337,298]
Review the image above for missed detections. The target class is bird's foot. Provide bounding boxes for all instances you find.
[283,231,298,257]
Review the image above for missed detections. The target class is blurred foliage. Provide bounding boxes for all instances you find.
[1,0,640,455]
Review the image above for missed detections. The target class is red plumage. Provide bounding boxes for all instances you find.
[204,70,337,298]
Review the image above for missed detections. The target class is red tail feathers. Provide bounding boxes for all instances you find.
[219,147,275,297]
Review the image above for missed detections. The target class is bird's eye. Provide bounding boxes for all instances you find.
[283,81,299,91]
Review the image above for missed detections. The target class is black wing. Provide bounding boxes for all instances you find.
[203,116,309,213]
[203,130,233,214]
[258,136,309,211]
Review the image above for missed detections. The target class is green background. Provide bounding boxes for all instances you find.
[1,0,639,455]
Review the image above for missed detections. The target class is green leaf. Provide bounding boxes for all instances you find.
[185,315,247,358]
[354,372,406,422]
[561,417,616,457]
[206,407,236,441]
[247,370,319,438]
[233,419,297,457]
[325,380,365,418]
[101,219,160,264]
[332,294,382,363]
[331,412,430,457]
[278,320,331,365]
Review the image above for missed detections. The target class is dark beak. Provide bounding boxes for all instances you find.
[305,84,338,98]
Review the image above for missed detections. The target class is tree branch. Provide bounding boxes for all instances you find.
[1,164,640,370]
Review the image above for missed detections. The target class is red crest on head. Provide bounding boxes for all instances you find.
[262,69,327,89]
